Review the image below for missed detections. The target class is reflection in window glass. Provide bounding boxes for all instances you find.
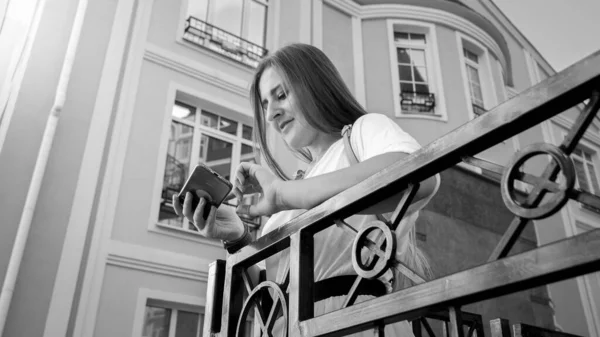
[142,306,171,337]
[159,121,193,228]
[212,0,243,35]
[242,125,253,140]
[201,111,219,129]
[173,102,196,122]
[247,1,267,46]
[175,310,201,337]
[219,116,238,135]
[241,144,255,163]
[201,135,233,180]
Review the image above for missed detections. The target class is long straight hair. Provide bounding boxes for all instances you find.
[249,44,432,285]
[249,43,367,180]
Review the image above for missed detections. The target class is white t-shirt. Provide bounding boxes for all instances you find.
[260,113,439,336]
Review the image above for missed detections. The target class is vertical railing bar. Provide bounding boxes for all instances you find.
[448,307,465,337]
[375,323,386,337]
[220,263,244,337]
[203,260,225,337]
[289,231,314,337]
[390,184,420,230]
[412,319,423,337]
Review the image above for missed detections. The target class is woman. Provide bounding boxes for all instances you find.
[173,43,439,336]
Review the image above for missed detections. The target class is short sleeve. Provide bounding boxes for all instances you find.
[350,113,421,162]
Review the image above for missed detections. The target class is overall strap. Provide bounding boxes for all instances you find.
[341,124,389,224]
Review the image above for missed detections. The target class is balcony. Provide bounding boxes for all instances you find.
[183,16,268,68]
[401,91,436,114]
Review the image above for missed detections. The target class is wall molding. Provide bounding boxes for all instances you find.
[106,240,210,282]
[144,44,250,98]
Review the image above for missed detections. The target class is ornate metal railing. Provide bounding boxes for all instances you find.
[203,49,600,337]
[401,91,436,113]
[183,16,268,68]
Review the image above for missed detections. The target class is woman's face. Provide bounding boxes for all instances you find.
[259,66,319,150]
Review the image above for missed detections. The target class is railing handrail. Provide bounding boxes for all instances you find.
[228,49,600,267]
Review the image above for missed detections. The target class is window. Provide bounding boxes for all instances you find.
[184,0,269,67]
[142,305,203,337]
[457,33,498,120]
[141,302,253,337]
[394,32,436,114]
[463,48,486,117]
[159,101,260,230]
[573,147,600,195]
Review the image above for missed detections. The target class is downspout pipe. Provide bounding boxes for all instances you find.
[0,0,89,334]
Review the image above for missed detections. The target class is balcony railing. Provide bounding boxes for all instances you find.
[203,49,600,337]
[183,16,268,68]
[401,91,436,113]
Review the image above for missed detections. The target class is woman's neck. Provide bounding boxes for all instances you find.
[306,133,340,164]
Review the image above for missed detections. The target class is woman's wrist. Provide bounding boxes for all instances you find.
[223,223,252,254]
[274,180,293,212]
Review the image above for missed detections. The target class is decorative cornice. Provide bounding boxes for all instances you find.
[144,44,250,98]
[106,240,211,282]
[362,4,505,68]
[323,0,508,80]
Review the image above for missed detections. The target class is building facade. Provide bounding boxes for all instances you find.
[0,0,599,336]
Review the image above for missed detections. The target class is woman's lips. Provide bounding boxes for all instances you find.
[280,119,293,132]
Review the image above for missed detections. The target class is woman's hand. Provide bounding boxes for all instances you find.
[172,191,245,242]
[233,162,286,217]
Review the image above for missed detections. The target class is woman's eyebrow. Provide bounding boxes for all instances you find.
[261,84,283,108]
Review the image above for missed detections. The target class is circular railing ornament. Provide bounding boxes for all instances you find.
[237,281,288,337]
[501,143,575,220]
[352,220,396,279]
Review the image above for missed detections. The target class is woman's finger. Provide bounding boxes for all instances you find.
[205,204,218,236]
[182,192,194,220]
[172,194,183,216]
[193,197,207,229]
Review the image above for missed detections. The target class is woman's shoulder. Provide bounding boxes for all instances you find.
[353,113,394,129]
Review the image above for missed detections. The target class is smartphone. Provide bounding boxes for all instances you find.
[177,164,233,211]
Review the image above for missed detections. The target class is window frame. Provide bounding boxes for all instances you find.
[456,32,498,120]
[387,19,447,121]
[572,145,600,213]
[131,289,205,337]
[150,86,259,245]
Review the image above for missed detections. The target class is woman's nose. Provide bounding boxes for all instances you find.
[266,104,282,122]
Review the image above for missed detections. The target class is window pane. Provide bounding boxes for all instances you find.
[400,81,414,93]
[159,121,193,227]
[241,144,255,163]
[472,83,483,102]
[242,125,253,140]
[587,163,599,193]
[396,48,410,64]
[414,83,430,94]
[188,0,209,21]
[175,311,200,337]
[464,49,478,63]
[143,306,171,337]
[173,102,196,122]
[212,0,243,35]
[200,135,233,180]
[574,158,590,192]
[247,1,267,46]
[414,66,428,83]
[410,49,426,66]
[394,32,409,43]
[219,116,238,135]
[410,33,426,44]
[201,111,219,129]
[398,65,413,82]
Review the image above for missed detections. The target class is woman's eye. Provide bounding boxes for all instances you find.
[277,92,286,100]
